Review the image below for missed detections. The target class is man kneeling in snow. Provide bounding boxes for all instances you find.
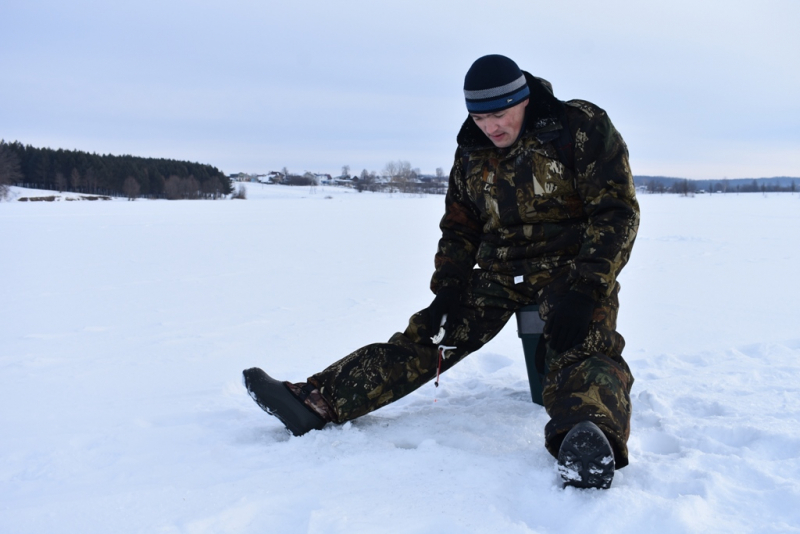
[244,55,639,490]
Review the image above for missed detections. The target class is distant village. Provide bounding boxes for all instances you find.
[229,170,799,197]
[228,166,449,195]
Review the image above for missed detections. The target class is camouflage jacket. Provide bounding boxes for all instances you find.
[431,74,640,302]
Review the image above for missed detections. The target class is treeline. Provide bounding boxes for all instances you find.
[1,140,232,200]
[635,175,799,194]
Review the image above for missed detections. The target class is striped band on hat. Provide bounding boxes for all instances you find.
[464,74,527,101]
[465,82,530,113]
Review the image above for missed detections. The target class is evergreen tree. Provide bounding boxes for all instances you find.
[0,141,24,198]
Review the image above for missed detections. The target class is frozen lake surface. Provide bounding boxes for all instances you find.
[2,184,799,533]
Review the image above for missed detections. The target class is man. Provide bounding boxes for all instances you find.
[244,55,639,490]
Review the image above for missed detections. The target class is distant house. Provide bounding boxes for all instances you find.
[331,175,354,186]
[229,172,268,183]
[265,171,284,183]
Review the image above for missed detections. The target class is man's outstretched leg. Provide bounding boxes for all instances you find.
[243,273,516,433]
[242,312,450,435]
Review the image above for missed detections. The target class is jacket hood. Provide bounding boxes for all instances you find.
[456,71,566,149]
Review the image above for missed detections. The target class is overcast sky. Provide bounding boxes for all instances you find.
[2,0,798,179]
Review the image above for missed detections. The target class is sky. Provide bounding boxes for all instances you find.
[2,0,798,179]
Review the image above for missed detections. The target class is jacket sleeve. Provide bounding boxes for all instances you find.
[430,147,483,294]
[567,102,640,301]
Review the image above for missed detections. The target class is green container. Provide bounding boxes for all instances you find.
[515,304,545,406]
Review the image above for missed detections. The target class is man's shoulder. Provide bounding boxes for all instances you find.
[564,99,608,121]
[563,99,617,145]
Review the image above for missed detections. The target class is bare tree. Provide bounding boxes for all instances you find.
[164,175,181,199]
[175,175,199,199]
[341,165,350,179]
[356,168,375,192]
[673,179,695,197]
[383,161,398,180]
[231,184,247,199]
[55,172,67,193]
[384,160,418,193]
[202,176,223,199]
[123,176,140,200]
[70,168,82,192]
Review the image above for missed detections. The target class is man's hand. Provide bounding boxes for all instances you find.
[426,286,461,335]
[544,292,596,353]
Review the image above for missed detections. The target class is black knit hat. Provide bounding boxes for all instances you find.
[463,55,530,113]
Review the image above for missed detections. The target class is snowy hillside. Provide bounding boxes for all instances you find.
[2,184,799,533]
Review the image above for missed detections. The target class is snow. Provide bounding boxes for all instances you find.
[2,184,799,533]
[6,187,113,202]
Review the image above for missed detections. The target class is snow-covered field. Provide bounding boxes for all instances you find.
[2,184,799,533]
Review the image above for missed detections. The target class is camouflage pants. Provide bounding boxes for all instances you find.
[309,269,633,467]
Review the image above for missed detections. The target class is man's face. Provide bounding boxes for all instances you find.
[470,99,528,148]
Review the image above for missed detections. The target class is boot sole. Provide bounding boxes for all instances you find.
[557,421,615,489]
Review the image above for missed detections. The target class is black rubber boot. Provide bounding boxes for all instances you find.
[242,367,327,436]
[557,421,615,489]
